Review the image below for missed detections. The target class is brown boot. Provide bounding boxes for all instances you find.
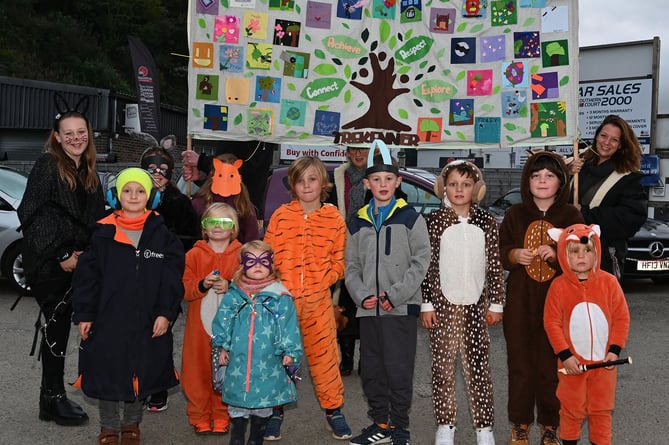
[540,425,560,444]
[509,423,530,445]
[98,429,119,445]
[121,424,140,445]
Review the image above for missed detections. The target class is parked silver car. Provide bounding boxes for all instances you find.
[0,166,30,294]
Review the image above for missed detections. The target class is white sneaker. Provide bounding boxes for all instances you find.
[434,425,455,445]
[476,426,495,445]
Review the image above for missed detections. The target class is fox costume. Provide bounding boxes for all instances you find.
[181,238,242,430]
[544,224,630,445]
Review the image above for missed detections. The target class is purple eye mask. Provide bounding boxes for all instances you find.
[242,251,273,272]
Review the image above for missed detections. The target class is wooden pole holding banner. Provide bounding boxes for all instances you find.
[186,134,192,198]
[573,138,579,206]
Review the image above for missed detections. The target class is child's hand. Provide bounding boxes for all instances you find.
[219,349,229,366]
[361,296,379,310]
[561,356,582,375]
[535,245,556,263]
[486,310,503,326]
[604,352,619,370]
[204,271,225,292]
[420,311,437,329]
[378,292,393,312]
[211,277,229,295]
[514,248,537,266]
[152,316,170,338]
[282,355,294,366]
[78,321,93,340]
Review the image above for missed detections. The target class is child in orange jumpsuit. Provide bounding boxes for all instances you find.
[181,203,242,434]
[544,224,630,445]
[264,156,350,441]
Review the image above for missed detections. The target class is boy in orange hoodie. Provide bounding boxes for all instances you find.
[544,224,630,445]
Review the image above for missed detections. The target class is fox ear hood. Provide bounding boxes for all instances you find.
[555,223,602,278]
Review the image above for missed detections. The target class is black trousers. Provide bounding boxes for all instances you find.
[33,277,73,392]
[359,315,417,430]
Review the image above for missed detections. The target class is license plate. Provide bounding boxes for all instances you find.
[637,259,669,271]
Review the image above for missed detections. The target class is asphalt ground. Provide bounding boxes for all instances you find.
[1,279,666,444]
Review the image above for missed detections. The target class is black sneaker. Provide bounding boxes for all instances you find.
[391,427,410,445]
[349,423,391,444]
[264,409,283,441]
[325,409,352,440]
[147,391,168,412]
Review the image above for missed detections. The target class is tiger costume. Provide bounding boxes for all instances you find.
[264,200,346,410]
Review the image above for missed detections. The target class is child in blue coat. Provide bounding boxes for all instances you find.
[212,240,303,445]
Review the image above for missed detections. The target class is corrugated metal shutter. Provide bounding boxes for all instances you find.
[0,76,110,130]
[0,130,47,161]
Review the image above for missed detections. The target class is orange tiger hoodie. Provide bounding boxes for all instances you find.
[264,200,346,409]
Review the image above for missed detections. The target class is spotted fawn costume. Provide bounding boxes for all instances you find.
[421,202,505,429]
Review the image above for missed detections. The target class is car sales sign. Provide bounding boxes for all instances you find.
[578,78,652,153]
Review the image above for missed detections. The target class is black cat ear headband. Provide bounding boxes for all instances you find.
[53,93,90,131]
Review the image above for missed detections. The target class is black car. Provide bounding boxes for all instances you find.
[624,219,669,283]
[486,188,669,283]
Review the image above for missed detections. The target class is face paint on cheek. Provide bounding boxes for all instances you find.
[63,134,89,145]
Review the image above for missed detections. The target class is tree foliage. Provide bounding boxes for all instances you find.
[0,0,188,108]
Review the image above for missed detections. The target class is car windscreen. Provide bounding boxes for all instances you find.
[0,169,28,200]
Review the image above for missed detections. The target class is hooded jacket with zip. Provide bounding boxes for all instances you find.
[499,151,584,297]
[212,281,303,409]
[72,211,184,401]
[498,151,584,426]
[345,198,431,317]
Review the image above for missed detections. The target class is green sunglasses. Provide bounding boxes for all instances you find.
[201,217,236,230]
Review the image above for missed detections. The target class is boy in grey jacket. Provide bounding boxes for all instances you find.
[345,141,431,445]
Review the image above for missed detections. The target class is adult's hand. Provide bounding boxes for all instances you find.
[568,156,584,175]
[59,251,82,273]
[181,151,201,182]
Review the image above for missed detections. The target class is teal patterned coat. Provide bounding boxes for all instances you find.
[212,281,303,409]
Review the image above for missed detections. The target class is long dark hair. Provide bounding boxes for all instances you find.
[584,114,642,173]
[47,111,99,193]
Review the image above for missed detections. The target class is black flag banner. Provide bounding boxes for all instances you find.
[128,36,161,139]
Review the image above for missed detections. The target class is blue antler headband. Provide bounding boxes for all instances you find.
[365,139,399,176]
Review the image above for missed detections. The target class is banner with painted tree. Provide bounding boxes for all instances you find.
[187,0,579,148]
